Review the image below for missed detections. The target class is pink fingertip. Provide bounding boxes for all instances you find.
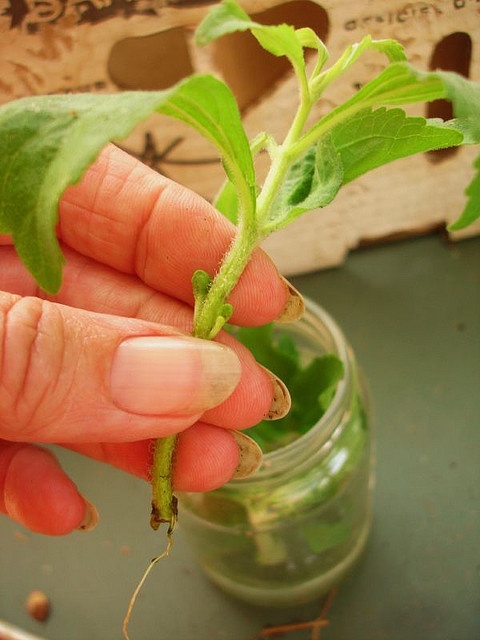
[2,445,87,536]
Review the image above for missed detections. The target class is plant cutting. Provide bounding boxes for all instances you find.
[0,0,479,634]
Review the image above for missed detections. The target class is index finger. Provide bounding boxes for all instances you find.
[59,144,289,326]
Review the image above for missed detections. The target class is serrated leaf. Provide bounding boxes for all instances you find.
[448,154,480,230]
[196,0,307,82]
[311,36,406,100]
[302,62,461,154]
[263,135,343,233]
[0,75,254,293]
[330,107,464,184]
[351,62,446,107]
[340,63,480,136]
[373,38,408,63]
[427,70,480,229]
[195,0,303,63]
[435,70,480,144]
[252,24,305,75]
[194,0,255,46]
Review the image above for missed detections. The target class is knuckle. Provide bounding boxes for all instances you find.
[0,295,65,438]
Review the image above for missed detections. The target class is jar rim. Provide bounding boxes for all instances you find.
[229,297,353,484]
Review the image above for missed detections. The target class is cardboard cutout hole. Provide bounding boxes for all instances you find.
[427,32,472,162]
[108,27,193,90]
[212,1,329,110]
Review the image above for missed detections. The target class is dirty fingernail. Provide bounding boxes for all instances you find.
[231,432,263,479]
[261,366,291,420]
[77,499,99,532]
[277,277,305,323]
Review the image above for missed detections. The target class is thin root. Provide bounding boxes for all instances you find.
[122,522,175,640]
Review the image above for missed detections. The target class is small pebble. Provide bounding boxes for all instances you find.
[26,590,50,622]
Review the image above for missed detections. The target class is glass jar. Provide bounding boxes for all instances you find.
[179,298,374,607]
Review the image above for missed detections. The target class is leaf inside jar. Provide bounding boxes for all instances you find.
[230,324,344,453]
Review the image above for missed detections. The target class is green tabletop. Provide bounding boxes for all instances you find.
[1,234,479,640]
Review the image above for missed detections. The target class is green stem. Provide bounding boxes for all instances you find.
[256,87,312,230]
[289,101,362,158]
[193,221,259,340]
[149,203,259,531]
[255,97,374,230]
[150,436,178,533]
[148,57,313,533]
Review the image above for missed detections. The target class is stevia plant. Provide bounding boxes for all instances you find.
[0,0,479,634]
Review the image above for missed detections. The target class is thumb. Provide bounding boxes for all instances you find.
[0,294,241,444]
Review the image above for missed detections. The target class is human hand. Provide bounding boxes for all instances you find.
[0,144,301,535]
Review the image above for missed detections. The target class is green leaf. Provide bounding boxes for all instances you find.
[213,180,239,224]
[230,324,344,453]
[427,70,480,229]
[311,36,406,100]
[448,154,480,230]
[435,70,480,144]
[349,62,446,107]
[195,0,303,64]
[295,27,329,80]
[307,63,447,150]
[194,0,255,46]
[252,24,305,75]
[372,38,408,63]
[303,521,350,554]
[0,92,165,292]
[196,0,307,86]
[297,27,328,63]
[192,269,212,304]
[340,64,480,139]
[0,75,254,293]
[298,62,460,157]
[330,107,464,184]
[230,324,299,383]
[208,303,234,339]
[159,75,255,194]
[213,131,269,224]
[288,354,344,428]
[263,135,343,233]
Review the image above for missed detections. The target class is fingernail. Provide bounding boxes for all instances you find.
[261,366,291,420]
[231,432,263,479]
[77,499,99,532]
[277,277,305,323]
[111,336,241,415]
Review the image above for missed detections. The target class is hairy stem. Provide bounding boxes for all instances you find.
[150,436,178,532]
[149,205,259,530]
[193,222,259,340]
[149,73,317,531]
[256,85,313,231]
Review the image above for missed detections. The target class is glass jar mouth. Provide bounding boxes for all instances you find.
[229,297,353,484]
